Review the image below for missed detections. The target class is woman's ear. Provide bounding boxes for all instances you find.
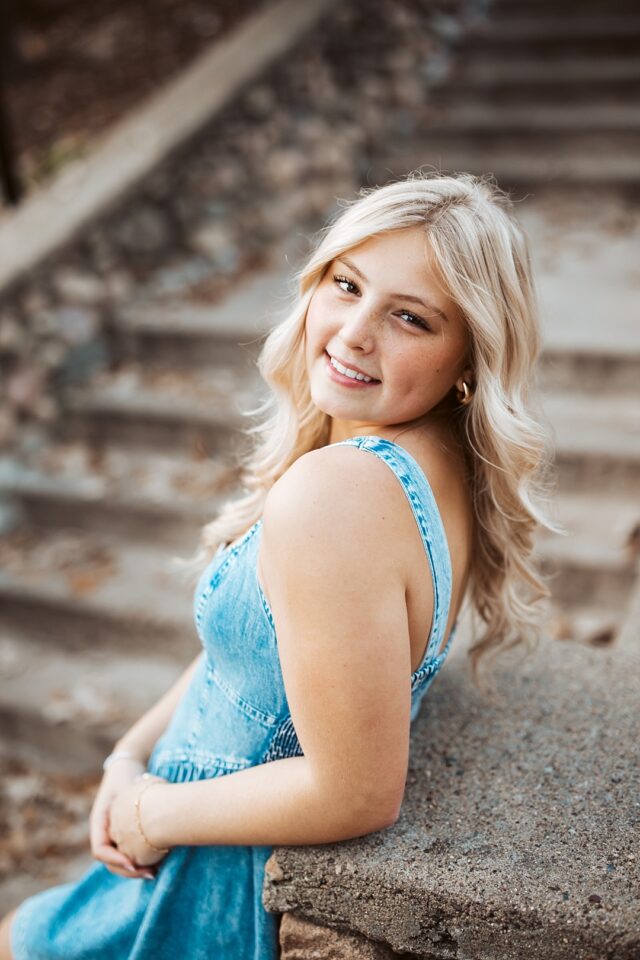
[456,367,474,391]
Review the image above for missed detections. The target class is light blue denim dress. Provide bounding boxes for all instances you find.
[11,435,457,960]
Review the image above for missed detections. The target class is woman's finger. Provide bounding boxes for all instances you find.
[94,843,156,879]
[104,863,156,880]
[92,815,138,869]
[89,807,112,849]
[90,810,134,870]
[93,841,139,872]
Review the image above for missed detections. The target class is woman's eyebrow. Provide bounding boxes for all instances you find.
[336,256,449,323]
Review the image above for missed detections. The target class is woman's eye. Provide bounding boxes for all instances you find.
[399,310,431,332]
[333,274,359,295]
[332,274,432,332]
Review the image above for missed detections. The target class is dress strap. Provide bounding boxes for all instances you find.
[330,434,454,668]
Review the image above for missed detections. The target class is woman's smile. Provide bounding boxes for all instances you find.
[324,350,381,388]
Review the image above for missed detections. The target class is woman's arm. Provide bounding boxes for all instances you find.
[91,653,203,878]
[111,652,203,762]
[135,446,414,849]
[139,753,395,849]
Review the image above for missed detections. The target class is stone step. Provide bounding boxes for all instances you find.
[115,310,263,370]
[113,264,291,369]
[544,391,640,493]
[545,391,640,457]
[0,443,237,548]
[414,127,640,152]
[115,310,265,370]
[540,493,639,569]
[462,16,640,57]
[451,53,640,88]
[536,493,639,608]
[377,136,640,187]
[0,633,185,774]
[0,527,197,656]
[425,101,640,134]
[491,0,639,13]
[466,12,640,35]
[547,600,626,649]
[59,364,267,455]
[538,349,640,395]
[517,194,640,374]
[444,75,640,106]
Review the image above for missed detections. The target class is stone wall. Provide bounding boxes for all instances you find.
[264,639,640,960]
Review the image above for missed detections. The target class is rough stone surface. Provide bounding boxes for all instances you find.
[264,638,640,960]
[279,911,398,959]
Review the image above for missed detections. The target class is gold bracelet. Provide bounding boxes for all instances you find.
[133,774,170,854]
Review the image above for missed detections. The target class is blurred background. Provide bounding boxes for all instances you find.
[0,0,638,915]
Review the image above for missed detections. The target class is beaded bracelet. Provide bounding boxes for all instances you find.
[134,773,170,855]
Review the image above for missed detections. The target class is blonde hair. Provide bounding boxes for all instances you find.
[179,170,557,688]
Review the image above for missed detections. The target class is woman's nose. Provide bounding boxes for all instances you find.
[338,303,379,351]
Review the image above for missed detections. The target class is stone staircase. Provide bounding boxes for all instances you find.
[0,268,287,776]
[0,0,639,938]
[374,0,640,188]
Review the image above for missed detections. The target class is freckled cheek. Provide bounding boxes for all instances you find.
[394,349,453,401]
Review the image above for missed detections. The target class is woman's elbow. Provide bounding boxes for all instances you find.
[342,806,401,840]
[343,789,404,838]
[312,766,405,840]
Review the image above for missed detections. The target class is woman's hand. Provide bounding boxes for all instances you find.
[89,757,156,880]
[108,774,171,869]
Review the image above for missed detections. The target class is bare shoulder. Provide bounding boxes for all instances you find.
[262,442,410,573]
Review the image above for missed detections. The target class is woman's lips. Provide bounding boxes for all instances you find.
[324,351,381,388]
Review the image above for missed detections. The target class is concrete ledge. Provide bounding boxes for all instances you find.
[263,638,640,960]
[278,912,397,959]
[0,0,337,291]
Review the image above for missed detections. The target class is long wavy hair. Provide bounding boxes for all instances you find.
[178,170,558,688]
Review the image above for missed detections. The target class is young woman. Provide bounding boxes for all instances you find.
[1,171,553,959]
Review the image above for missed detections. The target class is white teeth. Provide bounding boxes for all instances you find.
[329,356,374,382]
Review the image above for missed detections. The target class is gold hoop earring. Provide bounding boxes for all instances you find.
[457,381,473,406]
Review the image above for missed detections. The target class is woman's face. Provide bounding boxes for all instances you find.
[304,226,471,442]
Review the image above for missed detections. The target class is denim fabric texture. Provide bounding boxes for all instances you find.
[11,435,456,959]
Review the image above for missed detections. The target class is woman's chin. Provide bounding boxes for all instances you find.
[310,391,360,420]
